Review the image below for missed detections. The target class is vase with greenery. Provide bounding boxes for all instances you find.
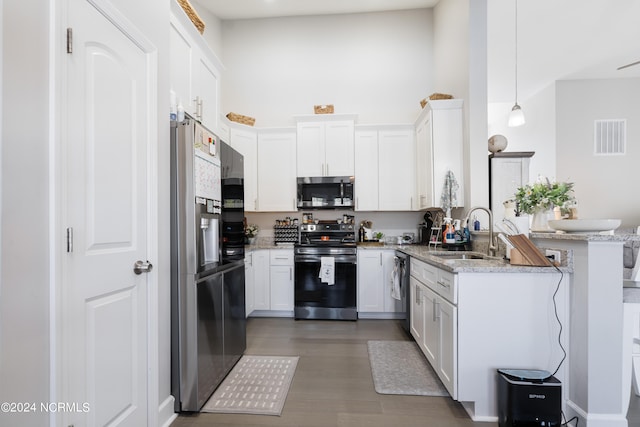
[245,224,259,244]
[514,178,575,231]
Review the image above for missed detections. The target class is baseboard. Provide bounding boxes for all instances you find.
[565,399,628,427]
[158,395,177,427]
[249,310,294,318]
[357,312,406,320]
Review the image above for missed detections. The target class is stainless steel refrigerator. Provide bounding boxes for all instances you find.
[170,115,246,412]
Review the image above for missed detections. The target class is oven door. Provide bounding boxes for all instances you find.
[294,250,357,320]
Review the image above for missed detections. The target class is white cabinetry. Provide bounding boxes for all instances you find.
[169,2,222,132]
[407,254,568,421]
[415,99,464,210]
[252,250,270,311]
[489,152,534,223]
[245,252,255,317]
[269,250,294,311]
[257,129,297,212]
[227,122,258,211]
[354,126,416,211]
[295,115,356,177]
[358,249,403,316]
[409,257,457,398]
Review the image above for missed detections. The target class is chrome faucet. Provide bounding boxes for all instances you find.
[464,206,498,257]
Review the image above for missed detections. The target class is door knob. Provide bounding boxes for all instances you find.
[133,260,153,275]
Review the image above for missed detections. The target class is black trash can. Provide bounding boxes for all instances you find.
[497,369,562,427]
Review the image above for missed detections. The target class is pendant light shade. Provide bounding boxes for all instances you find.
[508,104,525,127]
[508,0,525,127]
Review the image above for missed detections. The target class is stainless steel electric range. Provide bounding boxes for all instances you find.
[294,221,357,320]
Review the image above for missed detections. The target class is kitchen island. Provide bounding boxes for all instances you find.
[394,245,569,422]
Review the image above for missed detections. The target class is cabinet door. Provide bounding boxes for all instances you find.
[421,285,439,366]
[270,265,294,311]
[354,130,379,211]
[245,253,255,317]
[257,131,297,211]
[438,298,457,398]
[382,251,403,313]
[169,16,195,116]
[410,277,425,346]
[357,250,384,312]
[296,122,324,177]
[230,127,258,212]
[252,250,270,310]
[378,129,416,211]
[324,121,354,176]
[432,104,464,208]
[194,52,220,132]
[415,115,433,210]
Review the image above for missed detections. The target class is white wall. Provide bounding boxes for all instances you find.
[556,78,640,228]
[191,0,223,57]
[219,9,434,127]
[1,1,51,425]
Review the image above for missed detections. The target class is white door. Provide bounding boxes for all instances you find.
[63,0,155,425]
[324,121,354,176]
[378,129,416,211]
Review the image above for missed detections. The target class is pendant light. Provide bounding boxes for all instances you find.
[508,0,525,127]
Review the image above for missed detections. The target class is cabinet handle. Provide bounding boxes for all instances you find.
[290,267,292,281]
[326,163,329,176]
[437,279,450,290]
[415,287,421,305]
[379,253,382,265]
[434,300,440,321]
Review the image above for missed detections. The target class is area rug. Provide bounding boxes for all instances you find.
[201,355,299,416]
[367,340,449,396]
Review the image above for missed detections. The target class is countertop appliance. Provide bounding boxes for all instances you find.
[394,251,410,333]
[294,221,357,320]
[297,176,354,210]
[170,116,246,412]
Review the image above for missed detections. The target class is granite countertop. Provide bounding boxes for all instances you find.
[531,231,640,242]
[395,245,567,274]
[251,239,565,274]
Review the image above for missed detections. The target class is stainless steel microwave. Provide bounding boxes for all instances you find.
[297,176,354,210]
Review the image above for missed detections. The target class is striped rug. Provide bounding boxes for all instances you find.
[201,355,299,416]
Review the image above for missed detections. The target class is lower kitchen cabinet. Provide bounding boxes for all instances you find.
[252,249,270,310]
[244,251,255,317]
[408,255,568,421]
[249,249,294,316]
[357,249,403,317]
[269,249,294,311]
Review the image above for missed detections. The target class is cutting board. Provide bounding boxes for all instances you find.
[507,234,553,267]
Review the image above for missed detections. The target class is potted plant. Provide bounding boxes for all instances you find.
[245,224,259,245]
[514,177,575,231]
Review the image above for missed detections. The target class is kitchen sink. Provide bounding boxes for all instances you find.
[430,252,487,260]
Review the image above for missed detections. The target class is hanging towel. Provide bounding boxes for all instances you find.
[391,264,401,300]
[440,170,460,212]
[319,256,335,285]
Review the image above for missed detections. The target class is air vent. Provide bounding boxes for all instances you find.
[594,119,626,155]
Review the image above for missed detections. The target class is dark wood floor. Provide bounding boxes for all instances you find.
[172,317,640,427]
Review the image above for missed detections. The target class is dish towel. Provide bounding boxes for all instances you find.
[391,264,401,300]
[319,256,335,285]
[440,169,460,212]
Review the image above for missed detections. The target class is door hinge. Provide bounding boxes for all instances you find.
[66,227,73,253]
[66,28,73,54]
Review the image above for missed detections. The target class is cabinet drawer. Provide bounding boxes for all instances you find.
[410,257,457,305]
[434,270,456,305]
[270,249,294,265]
[410,257,437,287]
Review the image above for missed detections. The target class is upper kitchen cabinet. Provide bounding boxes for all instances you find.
[170,1,222,133]
[256,128,297,212]
[415,99,465,210]
[354,125,416,211]
[295,115,357,177]
[225,119,258,212]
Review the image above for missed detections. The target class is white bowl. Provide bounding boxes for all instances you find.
[547,219,621,233]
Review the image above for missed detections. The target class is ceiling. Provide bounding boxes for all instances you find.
[195,0,440,20]
[195,0,640,104]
